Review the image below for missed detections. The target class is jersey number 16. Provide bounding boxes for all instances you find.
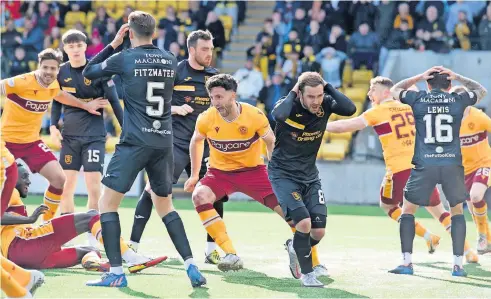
[146,82,165,117]
[423,114,453,144]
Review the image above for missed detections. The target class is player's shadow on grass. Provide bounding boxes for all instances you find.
[118,286,160,298]
[414,262,491,287]
[161,264,367,298]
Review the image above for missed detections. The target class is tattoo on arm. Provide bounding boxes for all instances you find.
[455,74,488,101]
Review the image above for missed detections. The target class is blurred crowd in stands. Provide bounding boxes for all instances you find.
[2,0,491,135]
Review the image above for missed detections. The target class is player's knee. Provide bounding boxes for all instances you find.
[310,228,325,241]
[296,218,311,233]
[50,171,66,189]
[310,213,327,229]
[192,187,213,206]
[450,203,464,216]
[469,190,484,203]
[379,201,394,214]
[290,207,311,232]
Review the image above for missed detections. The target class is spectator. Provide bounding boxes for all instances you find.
[323,1,349,31]
[415,1,447,20]
[479,4,491,50]
[153,27,174,51]
[282,51,301,86]
[259,72,288,128]
[178,10,196,33]
[300,45,321,73]
[453,11,475,50]
[347,23,380,70]
[446,0,474,35]
[375,0,396,44]
[256,18,280,53]
[304,20,326,53]
[18,18,44,61]
[86,34,104,59]
[74,21,89,40]
[292,7,308,36]
[214,1,239,29]
[281,30,302,59]
[234,58,264,106]
[349,0,378,32]
[177,31,189,58]
[169,42,185,61]
[316,47,347,89]
[160,5,181,37]
[205,11,226,61]
[326,24,347,53]
[2,0,22,27]
[116,6,133,30]
[271,11,288,40]
[35,1,55,33]
[415,6,447,52]
[379,20,413,74]
[1,19,21,59]
[103,20,117,46]
[43,26,61,50]
[247,34,276,79]
[9,47,30,77]
[314,9,329,35]
[393,3,414,31]
[92,6,109,37]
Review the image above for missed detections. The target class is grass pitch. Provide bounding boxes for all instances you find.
[21,196,491,298]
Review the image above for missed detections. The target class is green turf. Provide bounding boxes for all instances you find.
[18,197,491,298]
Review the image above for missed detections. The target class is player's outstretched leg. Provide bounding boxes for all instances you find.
[193,186,242,272]
[205,200,224,265]
[152,190,206,287]
[469,181,491,254]
[129,189,153,252]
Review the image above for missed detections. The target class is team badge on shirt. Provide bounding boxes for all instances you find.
[84,77,92,86]
[65,155,72,165]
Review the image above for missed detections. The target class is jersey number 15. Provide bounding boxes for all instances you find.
[146,82,165,117]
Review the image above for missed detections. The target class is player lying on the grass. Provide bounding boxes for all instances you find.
[0,49,108,222]
[83,12,206,288]
[1,144,45,299]
[50,29,123,245]
[326,76,478,263]
[128,30,227,265]
[389,66,487,276]
[0,164,167,273]
[269,72,356,287]
[452,86,491,255]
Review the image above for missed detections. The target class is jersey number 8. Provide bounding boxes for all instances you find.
[423,114,453,144]
[146,82,165,117]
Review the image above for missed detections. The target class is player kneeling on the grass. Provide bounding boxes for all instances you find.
[269,72,356,287]
[0,164,166,274]
[452,86,491,255]
[185,74,292,272]
[83,12,206,288]
[388,67,487,277]
[326,77,479,264]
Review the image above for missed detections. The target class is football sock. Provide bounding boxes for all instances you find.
[400,214,415,265]
[293,231,313,275]
[163,211,193,261]
[184,258,196,270]
[87,232,99,248]
[43,185,62,221]
[0,256,30,287]
[451,215,466,266]
[89,214,130,256]
[128,241,139,252]
[0,267,27,298]
[388,207,429,240]
[206,242,217,256]
[130,190,153,243]
[291,227,296,233]
[207,200,224,243]
[440,212,473,255]
[100,212,123,268]
[311,245,320,267]
[197,203,236,254]
[472,200,489,236]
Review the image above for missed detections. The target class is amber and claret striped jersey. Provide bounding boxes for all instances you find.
[1,73,61,143]
[196,103,271,171]
[0,188,28,256]
[460,107,491,174]
[362,100,416,173]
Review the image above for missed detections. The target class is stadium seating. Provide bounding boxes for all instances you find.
[320,142,346,161]
[219,15,233,43]
[64,11,87,27]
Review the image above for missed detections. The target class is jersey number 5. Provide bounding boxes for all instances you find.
[423,114,453,143]
[146,82,165,117]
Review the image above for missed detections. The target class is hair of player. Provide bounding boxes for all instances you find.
[370,76,394,89]
[298,72,324,94]
[205,74,238,93]
[427,72,451,90]
[62,29,87,44]
[187,30,213,49]
[128,11,156,38]
[38,48,63,65]
[450,85,468,94]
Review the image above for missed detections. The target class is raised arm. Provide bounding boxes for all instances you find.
[441,68,488,103]
[391,66,439,101]
[272,90,297,122]
[324,83,356,116]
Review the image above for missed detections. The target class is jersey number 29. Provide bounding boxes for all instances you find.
[146,82,165,117]
[423,114,453,143]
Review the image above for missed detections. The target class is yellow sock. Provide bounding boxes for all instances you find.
[464,240,472,253]
[387,207,428,238]
[312,245,320,267]
[291,227,296,233]
[472,200,489,235]
[0,256,30,287]
[43,185,62,221]
[197,204,236,254]
[1,266,27,298]
[90,219,129,254]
